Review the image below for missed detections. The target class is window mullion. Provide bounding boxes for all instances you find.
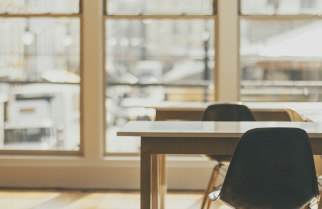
[215,0,239,101]
[82,0,105,160]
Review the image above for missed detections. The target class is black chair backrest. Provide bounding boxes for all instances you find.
[202,104,255,121]
[219,128,319,209]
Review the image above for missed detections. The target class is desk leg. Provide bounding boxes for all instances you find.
[152,154,160,209]
[160,154,166,209]
[141,139,151,209]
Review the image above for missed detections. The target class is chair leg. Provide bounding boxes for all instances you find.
[302,192,322,209]
[206,166,221,209]
[206,196,213,209]
[318,192,322,209]
[302,203,310,209]
[201,167,216,209]
[201,164,221,209]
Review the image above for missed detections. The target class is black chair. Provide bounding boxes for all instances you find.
[201,104,255,209]
[202,104,255,122]
[209,127,319,209]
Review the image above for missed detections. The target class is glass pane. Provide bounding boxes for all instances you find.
[0,0,80,14]
[0,18,80,150]
[0,18,80,82]
[107,0,214,15]
[106,19,214,153]
[241,0,322,15]
[240,19,322,102]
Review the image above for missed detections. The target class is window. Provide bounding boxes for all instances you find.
[6,0,322,191]
[105,0,215,153]
[240,0,322,102]
[0,1,81,151]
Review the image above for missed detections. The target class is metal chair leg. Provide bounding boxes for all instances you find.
[302,203,310,209]
[206,196,213,209]
[302,192,322,209]
[201,164,221,209]
[201,166,216,209]
[206,166,221,209]
[318,192,322,209]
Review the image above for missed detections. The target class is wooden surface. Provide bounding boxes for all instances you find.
[147,101,322,112]
[0,189,316,209]
[0,190,212,209]
[147,101,322,122]
[155,109,292,121]
[151,154,160,209]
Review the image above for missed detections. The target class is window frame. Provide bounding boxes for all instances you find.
[103,2,217,156]
[0,2,83,155]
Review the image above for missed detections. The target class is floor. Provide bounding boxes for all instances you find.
[0,189,231,209]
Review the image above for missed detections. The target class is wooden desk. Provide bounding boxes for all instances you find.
[147,102,322,122]
[117,121,322,209]
[145,102,322,208]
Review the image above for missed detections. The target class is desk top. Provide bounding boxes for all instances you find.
[145,102,322,112]
[146,102,322,121]
[117,121,322,138]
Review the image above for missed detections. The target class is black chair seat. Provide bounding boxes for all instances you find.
[202,104,255,122]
